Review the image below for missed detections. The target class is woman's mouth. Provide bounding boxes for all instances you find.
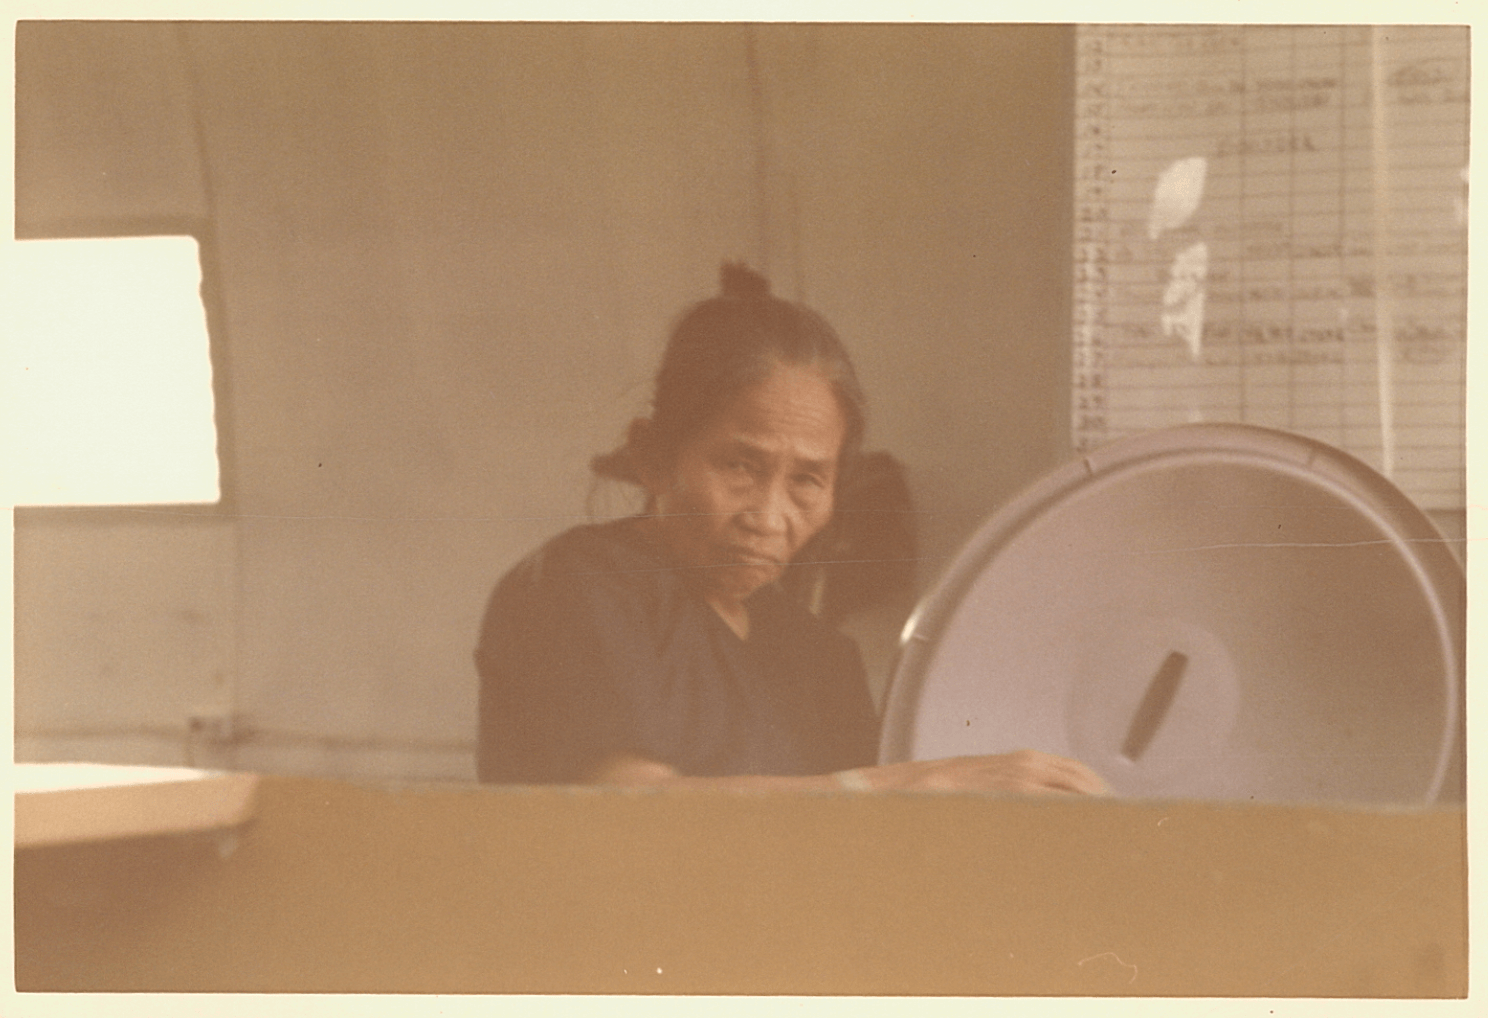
[722,547,782,567]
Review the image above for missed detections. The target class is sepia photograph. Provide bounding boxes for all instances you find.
[7,11,1473,1007]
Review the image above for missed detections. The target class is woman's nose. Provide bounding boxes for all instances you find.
[738,478,791,535]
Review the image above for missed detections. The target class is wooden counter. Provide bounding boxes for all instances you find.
[13,775,1467,995]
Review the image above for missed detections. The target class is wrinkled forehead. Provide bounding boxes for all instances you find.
[694,363,848,462]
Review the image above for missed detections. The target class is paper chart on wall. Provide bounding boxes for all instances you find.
[1071,24,1468,513]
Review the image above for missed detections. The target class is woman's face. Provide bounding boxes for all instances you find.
[646,362,846,611]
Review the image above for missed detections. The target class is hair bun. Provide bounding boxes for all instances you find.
[720,261,771,300]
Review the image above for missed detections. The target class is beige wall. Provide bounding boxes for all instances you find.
[14,22,1075,780]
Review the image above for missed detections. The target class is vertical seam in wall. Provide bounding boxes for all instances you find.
[172,24,239,519]
[174,26,243,765]
[745,26,772,277]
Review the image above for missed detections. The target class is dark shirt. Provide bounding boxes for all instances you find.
[475,518,880,784]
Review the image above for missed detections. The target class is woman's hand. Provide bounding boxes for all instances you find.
[844,750,1109,796]
[587,749,1108,796]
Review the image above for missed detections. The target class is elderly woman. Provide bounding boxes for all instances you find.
[476,264,1104,795]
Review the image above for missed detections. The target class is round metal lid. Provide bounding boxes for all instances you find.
[880,424,1465,804]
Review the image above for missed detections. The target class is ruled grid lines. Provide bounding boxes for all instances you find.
[1072,25,1467,512]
